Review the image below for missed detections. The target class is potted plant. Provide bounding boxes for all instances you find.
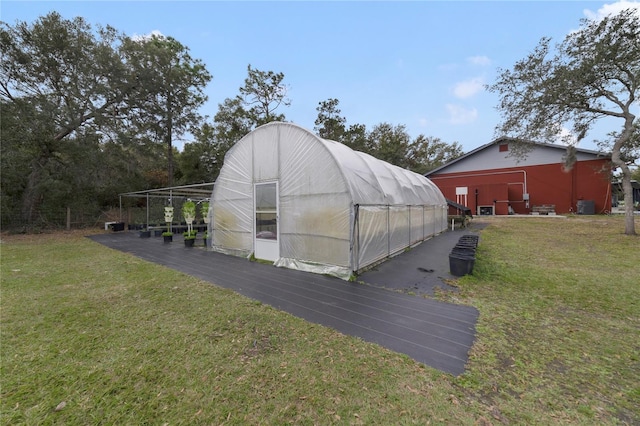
[203,231,210,247]
[162,231,173,243]
[139,228,151,238]
[183,230,197,247]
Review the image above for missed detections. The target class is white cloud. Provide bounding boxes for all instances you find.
[453,77,484,99]
[446,104,478,124]
[467,55,491,66]
[583,0,640,21]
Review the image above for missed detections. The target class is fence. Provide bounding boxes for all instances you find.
[1,207,112,232]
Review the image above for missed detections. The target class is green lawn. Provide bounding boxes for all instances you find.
[1,216,638,425]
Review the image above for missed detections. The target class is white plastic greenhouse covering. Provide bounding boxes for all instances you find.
[210,122,448,280]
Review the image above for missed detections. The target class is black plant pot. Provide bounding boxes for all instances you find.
[139,230,151,238]
[163,235,173,243]
[154,229,163,237]
[184,238,195,248]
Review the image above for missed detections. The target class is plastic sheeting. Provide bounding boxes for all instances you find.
[211,122,448,279]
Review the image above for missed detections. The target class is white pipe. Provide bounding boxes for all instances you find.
[432,169,528,194]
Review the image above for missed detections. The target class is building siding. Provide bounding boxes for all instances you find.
[430,159,611,215]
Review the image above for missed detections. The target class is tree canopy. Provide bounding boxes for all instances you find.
[314,98,463,174]
[0,12,210,228]
[240,65,290,126]
[120,34,211,186]
[487,8,639,235]
[179,65,292,182]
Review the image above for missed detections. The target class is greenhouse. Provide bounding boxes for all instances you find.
[210,122,448,280]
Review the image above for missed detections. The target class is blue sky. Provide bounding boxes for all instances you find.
[2,1,639,152]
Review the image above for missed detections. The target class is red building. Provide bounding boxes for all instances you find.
[425,138,612,216]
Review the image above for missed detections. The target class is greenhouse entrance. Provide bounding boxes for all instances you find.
[254,181,279,261]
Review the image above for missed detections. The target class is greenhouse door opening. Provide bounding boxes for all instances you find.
[254,182,279,261]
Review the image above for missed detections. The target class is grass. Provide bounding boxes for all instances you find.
[445,216,640,425]
[1,216,639,425]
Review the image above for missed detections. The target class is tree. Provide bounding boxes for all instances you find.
[314,98,346,141]
[239,64,290,126]
[177,66,288,184]
[0,13,132,142]
[407,136,464,175]
[0,13,133,224]
[209,97,254,148]
[1,13,212,229]
[487,8,639,235]
[178,121,237,184]
[341,124,370,153]
[367,123,413,169]
[121,34,211,187]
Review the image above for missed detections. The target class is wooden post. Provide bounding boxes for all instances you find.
[66,207,71,230]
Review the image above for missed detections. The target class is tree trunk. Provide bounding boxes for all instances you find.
[621,170,636,236]
[21,159,44,226]
[612,117,636,236]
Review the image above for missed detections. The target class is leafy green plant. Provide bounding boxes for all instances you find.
[162,231,173,237]
[183,230,197,240]
[182,200,197,236]
[200,201,210,223]
[182,200,196,222]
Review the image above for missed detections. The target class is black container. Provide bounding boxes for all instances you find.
[449,254,475,276]
[451,247,476,256]
[110,222,125,232]
[458,236,479,247]
[455,242,477,249]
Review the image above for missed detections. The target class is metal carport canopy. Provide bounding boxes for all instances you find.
[118,182,215,224]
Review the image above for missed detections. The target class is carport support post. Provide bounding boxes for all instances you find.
[146,193,150,230]
[119,195,122,223]
[353,204,360,272]
[387,205,390,258]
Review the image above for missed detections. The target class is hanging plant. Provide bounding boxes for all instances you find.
[164,206,174,235]
[200,201,210,225]
[182,200,196,237]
